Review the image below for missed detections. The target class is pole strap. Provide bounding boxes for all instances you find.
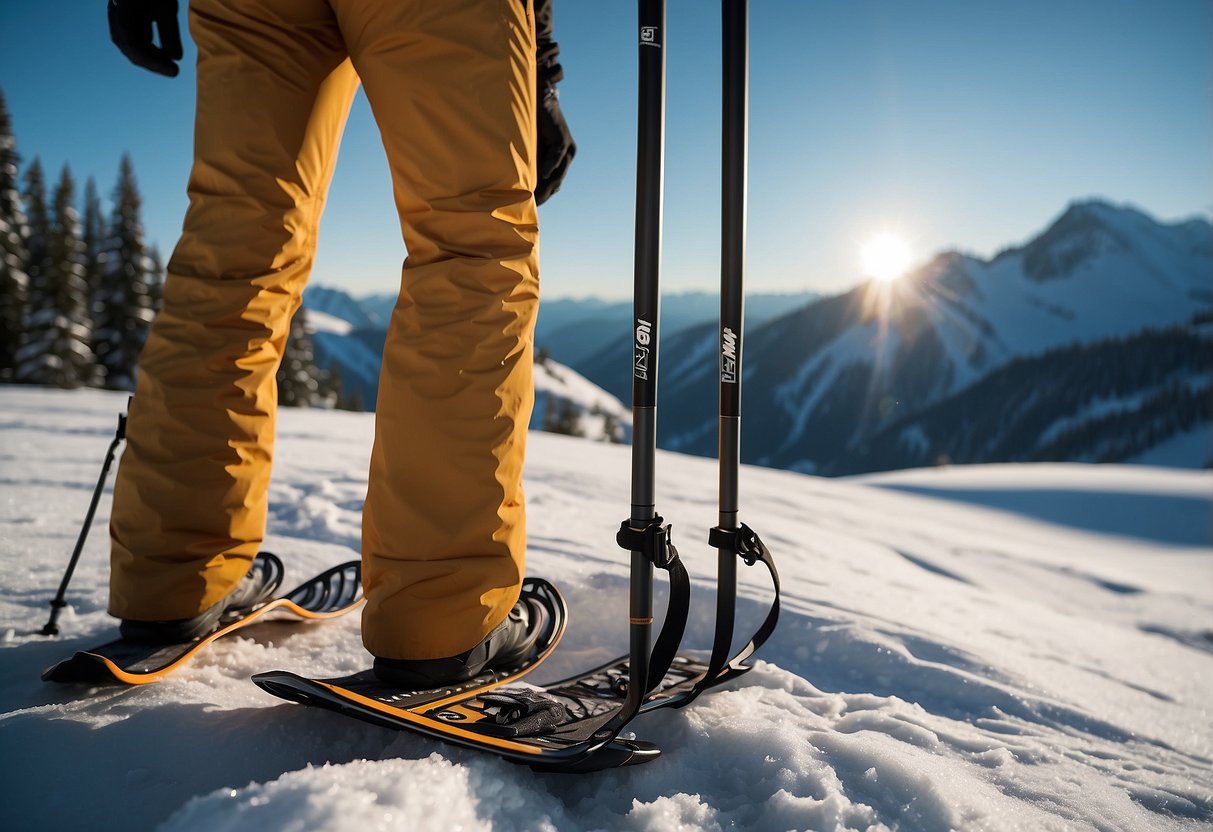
[616,515,690,694]
[699,523,780,688]
[708,523,765,566]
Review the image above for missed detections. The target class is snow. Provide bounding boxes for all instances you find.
[532,357,631,442]
[1125,427,1213,470]
[303,309,354,337]
[2,387,1212,832]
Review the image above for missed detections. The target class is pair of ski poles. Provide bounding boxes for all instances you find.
[612,0,777,720]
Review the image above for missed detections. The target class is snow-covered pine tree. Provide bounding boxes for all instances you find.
[81,177,107,333]
[276,307,337,408]
[147,243,164,312]
[15,165,98,387]
[14,159,51,383]
[0,89,30,380]
[543,396,584,437]
[94,154,156,390]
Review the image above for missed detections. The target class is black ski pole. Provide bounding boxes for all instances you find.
[41,405,128,636]
[618,0,666,716]
[707,0,748,678]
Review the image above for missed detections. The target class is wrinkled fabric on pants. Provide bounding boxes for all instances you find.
[109,0,539,660]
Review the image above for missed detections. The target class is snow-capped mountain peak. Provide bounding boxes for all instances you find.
[652,198,1211,474]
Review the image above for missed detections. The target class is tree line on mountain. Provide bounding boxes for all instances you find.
[839,325,1212,473]
[534,347,625,442]
[0,89,337,407]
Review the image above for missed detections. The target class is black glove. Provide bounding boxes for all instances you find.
[534,0,574,205]
[536,78,576,205]
[108,0,183,78]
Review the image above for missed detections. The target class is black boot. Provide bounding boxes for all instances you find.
[119,552,284,644]
[373,585,555,689]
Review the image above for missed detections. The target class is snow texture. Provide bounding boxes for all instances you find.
[1,387,1211,832]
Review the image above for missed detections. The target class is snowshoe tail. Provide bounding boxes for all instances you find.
[42,559,363,685]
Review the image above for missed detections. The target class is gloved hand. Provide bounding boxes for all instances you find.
[534,0,574,205]
[108,0,184,78]
[536,79,576,205]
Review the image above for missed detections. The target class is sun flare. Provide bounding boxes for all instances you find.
[861,233,913,283]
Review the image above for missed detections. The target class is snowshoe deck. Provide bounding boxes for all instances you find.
[254,646,729,772]
[43,560,362,685]
[251,577,671,771]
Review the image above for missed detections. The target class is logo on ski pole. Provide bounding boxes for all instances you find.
[640,26,660,47]
[634,317,653,380]
[721,327,738,384]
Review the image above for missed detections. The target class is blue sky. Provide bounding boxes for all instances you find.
[1,1,1209,300]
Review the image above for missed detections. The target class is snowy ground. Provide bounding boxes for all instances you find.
[1,387,1211,832]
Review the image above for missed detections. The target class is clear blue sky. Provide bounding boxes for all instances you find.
[1,1,1209,300]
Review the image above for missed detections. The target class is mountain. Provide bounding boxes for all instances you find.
[645,200,1212,472]
[299,200,1210,472]
[300,291,629,440]
[302,285,378,330]
[535,291,820,366]
[300,285,811,440]
[533,355,631,443]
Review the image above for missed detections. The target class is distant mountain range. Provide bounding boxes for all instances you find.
[303,288,818,439]
[534,291,820,365]
[304,198,1212,471]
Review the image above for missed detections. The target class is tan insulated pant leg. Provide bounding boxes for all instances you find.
[111,0,539,657]
[339,0,540,659]
[109,0,358,619]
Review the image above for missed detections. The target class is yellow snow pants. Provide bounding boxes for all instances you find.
[109,0,539,660]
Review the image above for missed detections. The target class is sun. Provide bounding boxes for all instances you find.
[861,233,913,283]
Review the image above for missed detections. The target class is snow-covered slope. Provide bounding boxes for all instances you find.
[2,388,1211,831]
[532,356,631,442]
[303,308,353,337]
[302,285,379,330]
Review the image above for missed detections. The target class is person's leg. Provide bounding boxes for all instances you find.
[335,0,540,659]
[109,0,359,620]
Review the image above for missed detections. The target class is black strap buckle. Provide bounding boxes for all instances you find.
[708,523,765,566]
[617,515,679,569]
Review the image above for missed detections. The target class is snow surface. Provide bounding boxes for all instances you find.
[532,357,632,442]
[1125,428,1213,471]
[2,387,1212,832]
[304,309,354,337]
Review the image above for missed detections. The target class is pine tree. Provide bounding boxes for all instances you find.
[14,159,51,382]
[0,89,30,380]
[16,165,98,387]
[81,177,106,324]
[544,396,583,437]
[94,154,157,390]
[147,243,164,313]
[276,307,336,408]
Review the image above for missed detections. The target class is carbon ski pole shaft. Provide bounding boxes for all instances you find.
[617,0,667,724]
[708,0,748,678]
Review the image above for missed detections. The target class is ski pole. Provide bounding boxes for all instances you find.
[41,404,128,636]
[707,0,748,677]
[618,0,667,714]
